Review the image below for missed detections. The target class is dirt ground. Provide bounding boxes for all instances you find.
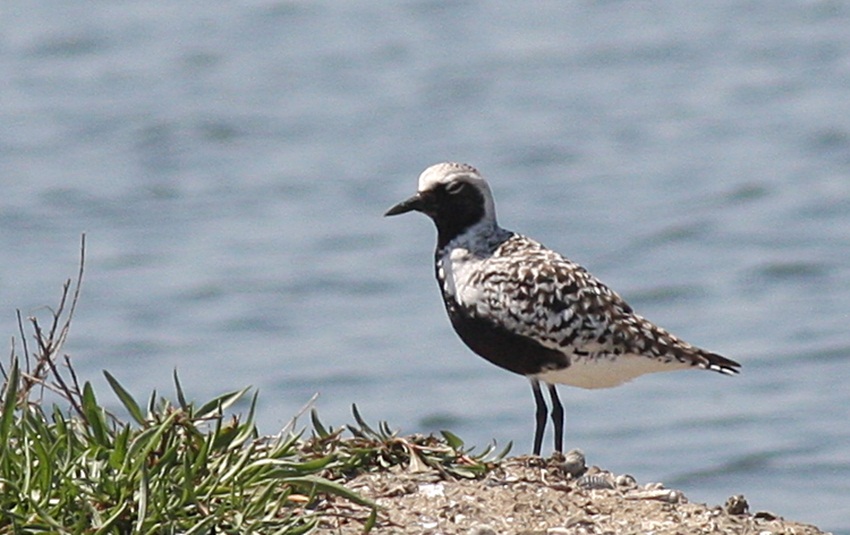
[315,451,828,534]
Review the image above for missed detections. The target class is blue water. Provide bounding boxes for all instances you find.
[2,1,849,531]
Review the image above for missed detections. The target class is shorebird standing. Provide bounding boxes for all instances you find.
[385,162,740,455]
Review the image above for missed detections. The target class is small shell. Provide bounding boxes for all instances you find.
[576,474,615,490]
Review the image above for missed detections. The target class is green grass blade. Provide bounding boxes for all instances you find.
[310,408,329,439]
[495,440,513,460]
[285,475,377,508]
[147,389,157,417]
[127,410,180,473]
[103,370,145,426]
[134,465,149,533]
[93,502,129,535]
[440,430,464,451]
[81,381,110,446]
[363,506,378,533]
[228,390,259,447]
[195,386,251,419]
[173,369,188,410]
[0,357,20,447]
[350,404,377,437]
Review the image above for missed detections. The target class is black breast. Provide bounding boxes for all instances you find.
[446,306,570,376]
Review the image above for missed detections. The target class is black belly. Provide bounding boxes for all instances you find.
[447,308,570,376]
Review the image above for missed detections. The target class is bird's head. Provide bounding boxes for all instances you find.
[385,162,498,245]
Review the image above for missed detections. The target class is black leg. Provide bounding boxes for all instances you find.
[531,379,547,456]
[548,384,564,454]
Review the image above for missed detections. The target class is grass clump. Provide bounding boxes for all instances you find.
[306,406,510,482]
[0,238,507,534]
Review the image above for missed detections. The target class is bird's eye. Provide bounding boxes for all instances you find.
[445,181,467,195]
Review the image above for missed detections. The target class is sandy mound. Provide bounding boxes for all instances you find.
[316,451,827,534]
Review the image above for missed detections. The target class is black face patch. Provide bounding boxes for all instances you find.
[420,180,487,248]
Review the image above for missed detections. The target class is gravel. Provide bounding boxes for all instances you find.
[315,452,828,534]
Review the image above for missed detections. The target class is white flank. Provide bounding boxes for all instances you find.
[535,354,693,389]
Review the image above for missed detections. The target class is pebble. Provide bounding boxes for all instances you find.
[560,449,587,478]
[725,494,749,515]
[467,525,498,535]
[627,488,684,504]
[418,483,445,498]
[615,474,637,489]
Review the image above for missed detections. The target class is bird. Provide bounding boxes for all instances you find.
[384,162,741,456]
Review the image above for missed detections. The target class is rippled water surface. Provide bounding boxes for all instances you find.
[2,2,850,531]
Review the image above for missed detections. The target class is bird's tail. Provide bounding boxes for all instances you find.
[699,350,741,376]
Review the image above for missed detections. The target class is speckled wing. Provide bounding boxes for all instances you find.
[466,234,739,375]
[467,234,631,354]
